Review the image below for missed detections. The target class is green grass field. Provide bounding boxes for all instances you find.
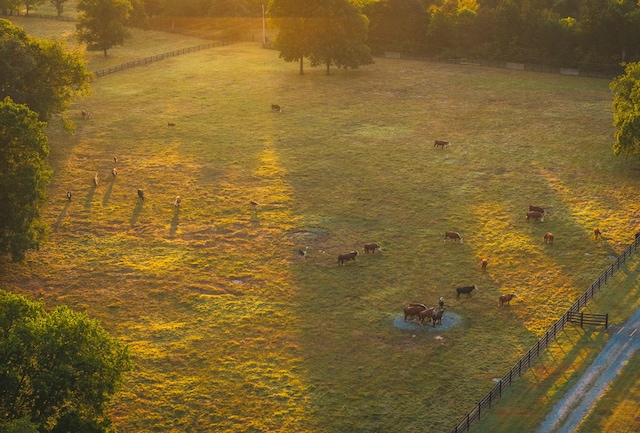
[4,17,640,433]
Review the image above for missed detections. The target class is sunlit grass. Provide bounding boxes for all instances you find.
[2,18,640,432]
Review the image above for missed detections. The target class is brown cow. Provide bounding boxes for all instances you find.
[338,251,358,265]
[271,104,282,112]
[543,232,554,244]
[526,211,544,222]
[111,167,117,177]
[93,173,99,187]
[81,110,91,119]
[593,228,602,239]
[434,140,451,148]
[137,189,144,201]
[444,231,463,243]
[499,293,517,306]
[481,258,488,272]
[174,196,181,207]
[364,243,381,254]
[418,307,436,324]
[529,205,545,215]
[404,303,427,321]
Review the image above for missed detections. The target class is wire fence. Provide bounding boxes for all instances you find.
[449,235,639,433]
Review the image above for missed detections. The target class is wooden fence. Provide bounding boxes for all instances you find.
[567,312,608,329]
[449,236,640,433]
[93,41,233,77]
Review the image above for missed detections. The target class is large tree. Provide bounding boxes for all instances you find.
[307,0,373,74]
[0,290,132,432]
[76,0,133,57]
[0,19,92,121]
[610,62,640,156]
[0,98,51,262]
[49,0,69,16]
[268,0,372,75]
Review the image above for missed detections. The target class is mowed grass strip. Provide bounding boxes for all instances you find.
[3,20,640,432]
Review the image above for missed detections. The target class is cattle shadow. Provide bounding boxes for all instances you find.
[102,178,115,206]
[169,207,179,237]
[53,201,71,231]
[84,186,97,209]
[130,199,143,226]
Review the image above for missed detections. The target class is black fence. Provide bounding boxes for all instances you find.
[567,312,608,329]
[449,236,639,433]
[93,41,234,77]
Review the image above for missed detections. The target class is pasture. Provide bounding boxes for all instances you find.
[4,17,640,432]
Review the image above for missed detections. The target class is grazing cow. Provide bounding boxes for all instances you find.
[404,303,427,321]
[444,231,463,243]
[593,228,602,239]
[137,189,144,201]
[529,205,545,215]
[526,211,544,222]
[543,232,554,244]
[81,110,91,119]
[456,285,478,299]
[174,196,181,207]
[364,243,381,254]
[66,191,72,201]
[439,297,444,309]
[434,140,451,148]
[111,167,117,177]
[271,104,282,112]
[419,307,436,324]
[93,173,99,187]
[250,200,260,210]
[481,258,488,272]
[113,155,118,164]
[432,308,444,327]
[298,249,306,258]
[168,122,176,127]
[338,251,358,265]
[499,293,517,306]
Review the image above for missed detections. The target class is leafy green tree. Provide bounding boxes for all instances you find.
[269,0,372,75]
[364,0,426,55]
[0,19,92,121]
[267,0,317,74]
[23,0,45,16]
[49,0,68,16]
[0,290,132,432]
[307,0,373,74]
[76,0,133,57]
[610,62,640,156]
[0,98,51,262]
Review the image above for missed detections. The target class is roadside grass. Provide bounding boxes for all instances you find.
[473,252,640,432]
[2,19,640,433]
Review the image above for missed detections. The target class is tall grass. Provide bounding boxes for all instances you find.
[3,18,640,432]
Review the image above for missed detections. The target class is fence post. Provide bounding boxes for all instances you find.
[605,313,608,330]
[580,312,584,328]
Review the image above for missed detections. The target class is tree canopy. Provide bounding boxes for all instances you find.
[0,19,92,121]
[76,0,133,57]
[267,0,372,74]
[611,62,640,156]
[0,289,132,432]
[0,98,51,262]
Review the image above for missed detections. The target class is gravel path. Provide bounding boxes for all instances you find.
[536,307,640,433]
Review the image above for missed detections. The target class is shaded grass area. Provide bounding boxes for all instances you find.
[2,20,640,432]
[473,252,640,432]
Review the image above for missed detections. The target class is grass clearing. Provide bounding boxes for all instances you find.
[4,18,640,432]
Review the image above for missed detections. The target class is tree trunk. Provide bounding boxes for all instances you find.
[325,60,330,75]
[299,57,304,75]
[104,49,108,57]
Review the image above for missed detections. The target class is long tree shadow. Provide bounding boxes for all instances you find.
[169,207,179,237]
[130,199,144,226]
[102,177,115,206]
[53,200,71,231]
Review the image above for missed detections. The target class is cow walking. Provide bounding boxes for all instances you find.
[338,251,358,265]
[499,293,517,306]
[137,189,144,201]
[456,285,478,299]
[481,258,488,272]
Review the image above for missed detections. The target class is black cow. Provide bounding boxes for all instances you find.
[456,285,478,299]
[137,189,144,201]
[434,140,451,148]
[338,251,358,265]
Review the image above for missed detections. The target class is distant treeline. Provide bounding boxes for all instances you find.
[142,0,638,72]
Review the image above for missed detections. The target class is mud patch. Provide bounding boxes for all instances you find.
[393,312,462,331]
